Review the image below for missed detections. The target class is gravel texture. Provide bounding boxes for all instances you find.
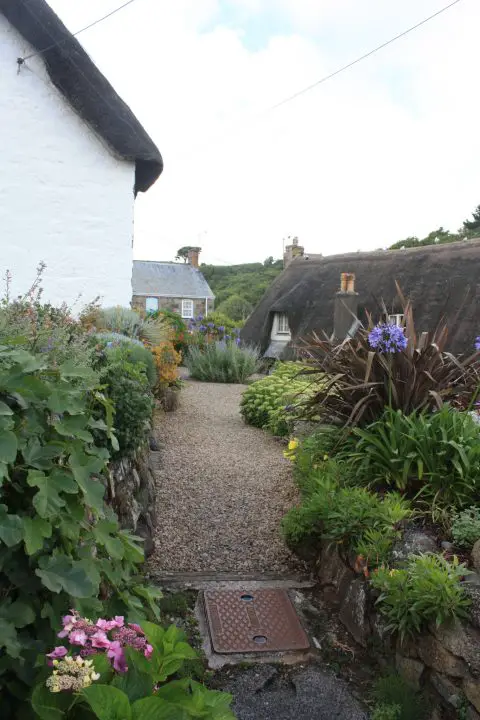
[151,380,302,574]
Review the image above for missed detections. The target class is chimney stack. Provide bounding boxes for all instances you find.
[334,272,359,341]
[283,236,304,268]
[188,247,201,268]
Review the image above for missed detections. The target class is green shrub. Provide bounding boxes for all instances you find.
[293,426,352,485]
[240,362,318,436]
[152,309,189,354]
[345,406,480,522]
[451,506,480,549]
[100,355,154,456]
[282,466,410,566]
[185,343,260,383]
[205,311,243,333]
[372,705,402,720]
[0,345,160,713]
[96,307,168,346]
[371,554,471,640]
[372,673,428,719]
[100,340,157,388]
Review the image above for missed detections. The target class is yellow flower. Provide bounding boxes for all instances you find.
[323,454,329,461]
[288,439,299,451]
[389,569,397,576]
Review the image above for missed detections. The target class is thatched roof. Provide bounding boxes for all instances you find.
[241,240,480,356]
[1,0,163,193]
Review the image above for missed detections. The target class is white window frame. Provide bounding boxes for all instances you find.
[181,299,194,319]
[388,313,404,327]
[271,312,291,340]
[145,297,159,314]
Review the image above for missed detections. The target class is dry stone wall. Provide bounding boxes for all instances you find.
[316,539,480,718]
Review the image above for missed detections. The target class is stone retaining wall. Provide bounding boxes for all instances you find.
[107,445,158,557]
[317,540,480,718]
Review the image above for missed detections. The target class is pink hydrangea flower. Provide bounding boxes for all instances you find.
[69,630,87,646]
[95,619,118,632]
[107,641,127,673]
[91,631,111,650]
[58,614,76,638]
[47,646,68,660]
[144,644,153,659]
[128,623,144,635]
[114,616,125,628]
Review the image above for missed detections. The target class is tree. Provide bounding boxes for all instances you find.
[175,246,201,263]
[217,294,254,322]
[263,256,274,266]
[462,205,480,235]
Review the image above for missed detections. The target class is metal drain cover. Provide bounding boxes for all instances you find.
[203,589,310,654]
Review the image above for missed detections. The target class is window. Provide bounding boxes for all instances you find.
[277,313,290,334]
[388,313,404,326]
[145,297,159,314]
[181,299,194,319]
[271,312,291,340]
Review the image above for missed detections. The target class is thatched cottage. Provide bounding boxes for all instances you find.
[240,239,480,358]
[0,0,162,306]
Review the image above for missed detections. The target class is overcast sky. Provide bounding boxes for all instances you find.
[47,0,479,265]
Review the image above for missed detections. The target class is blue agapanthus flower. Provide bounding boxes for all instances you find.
[196,314,204,322]
[235,337,241,345]
[368,323,408,353]
[218,326,225,333]
[199,324,207,332]
[207,322,215,329]
[224,334,231,341]
[475,337,480,351]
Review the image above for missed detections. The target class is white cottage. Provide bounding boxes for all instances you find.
[0,0,163,306]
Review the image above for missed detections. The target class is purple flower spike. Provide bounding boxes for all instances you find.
[368,323,408,354]
[475,336,480,351]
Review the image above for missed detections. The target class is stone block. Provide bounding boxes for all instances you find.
[339,578,371,647]
[391,528,437,565]
[395,653,425,689]
[464,678,480,713]
[430,618,480,674]
[472,540,480,572]
[318,543,355,606]
[396,635,419,659]
[418,633,467,677]
[429,671,462,707]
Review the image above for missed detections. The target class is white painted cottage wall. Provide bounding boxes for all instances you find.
[0,15,136,308]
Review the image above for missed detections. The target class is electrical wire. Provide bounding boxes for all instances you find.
[20,0,141,62]
[268,0,464,112]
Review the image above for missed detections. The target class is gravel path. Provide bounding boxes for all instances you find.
[150,381,302,574]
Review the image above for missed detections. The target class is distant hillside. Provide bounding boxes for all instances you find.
[201,259,283,319]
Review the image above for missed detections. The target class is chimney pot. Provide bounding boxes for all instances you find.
[340,272,355,293]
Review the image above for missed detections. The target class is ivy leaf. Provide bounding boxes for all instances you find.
[69,450,106,513]
[23,516,52,555]
[1,598,36,628]
[0,618,21,658]
[59,360,93,379]
[28,469,77,519]
[0,401,13,416]
[131,697,186,720]
[82,685,132,720]
[54,415,93,443]
[35,554,97,597]
[47,388,86,415]
[93,520,125,560]
[0,505,24,547]
[0,429,18,464]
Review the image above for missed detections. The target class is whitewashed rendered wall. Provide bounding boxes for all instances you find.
[0,15,135,308]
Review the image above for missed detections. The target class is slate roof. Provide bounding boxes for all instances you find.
[241,239,480,356]
[1,0,163,193]
[132,261,215,299]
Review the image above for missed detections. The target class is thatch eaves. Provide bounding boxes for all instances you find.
[1,0,163,193]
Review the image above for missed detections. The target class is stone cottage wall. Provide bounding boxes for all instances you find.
[316,540,480,718]
[132,296,214,318]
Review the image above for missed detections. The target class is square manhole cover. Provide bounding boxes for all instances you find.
[203,589,310,654]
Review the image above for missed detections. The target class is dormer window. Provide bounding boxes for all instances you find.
[388,313,404,326]
[271,313,291,340]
